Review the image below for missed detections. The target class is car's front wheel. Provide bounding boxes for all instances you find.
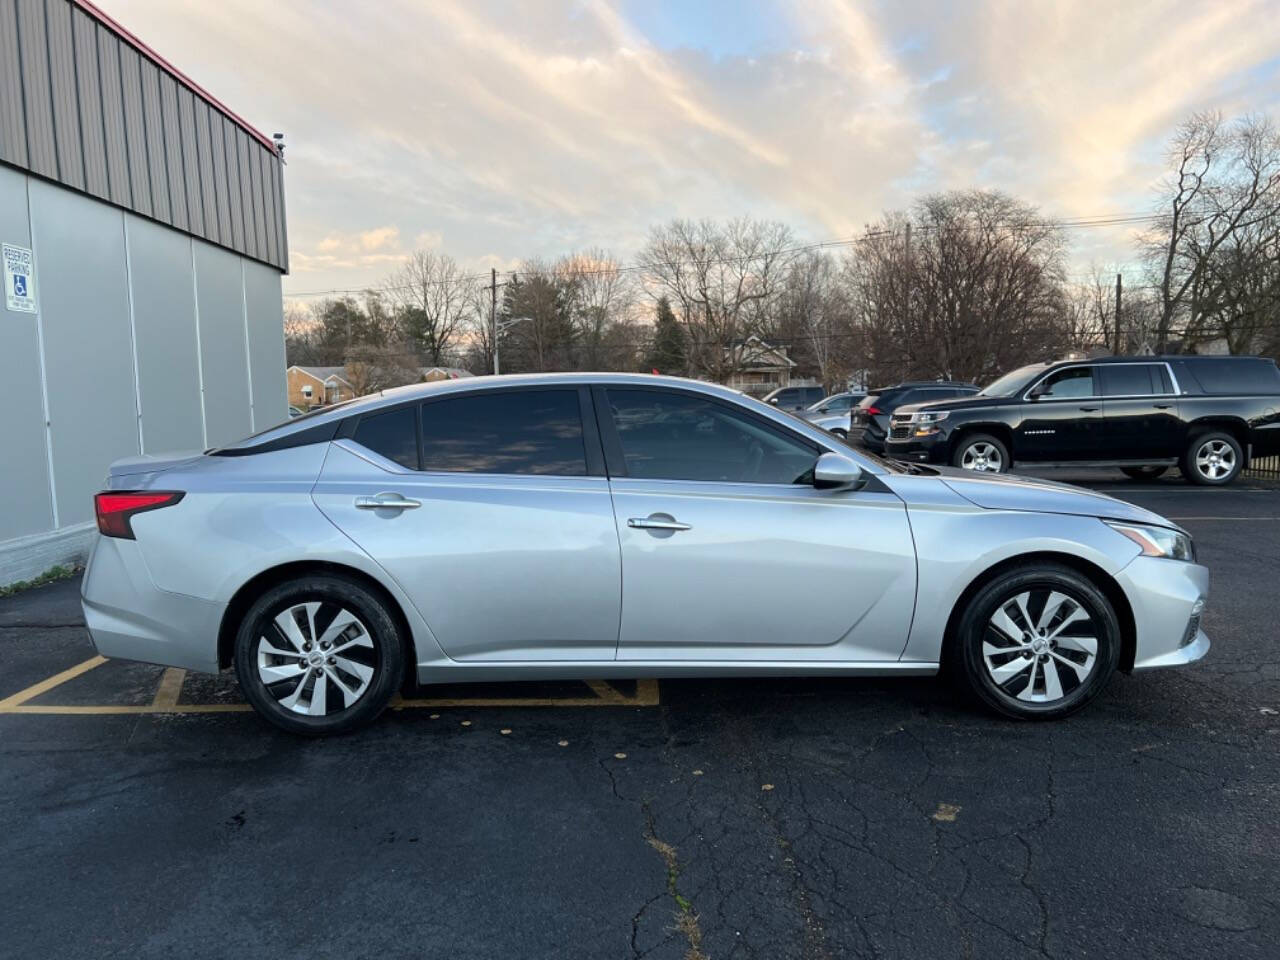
[234,574,405,736]
[952,433,1010,473]
[830,427,848,439]
[953,563,1120,720]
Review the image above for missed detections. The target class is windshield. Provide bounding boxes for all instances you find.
[977,365,1047,398]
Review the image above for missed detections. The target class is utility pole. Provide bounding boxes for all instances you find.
[491,267,498,376]
[1114,273,1123,355]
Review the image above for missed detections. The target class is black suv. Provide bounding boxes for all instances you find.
[885,355,1280,485]
[851,381,978,453]
[762,385,826,412]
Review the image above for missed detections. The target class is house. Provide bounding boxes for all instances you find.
[287,366,356,409]
[723,336,798,397]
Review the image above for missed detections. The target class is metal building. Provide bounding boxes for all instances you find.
[0,0,289,585]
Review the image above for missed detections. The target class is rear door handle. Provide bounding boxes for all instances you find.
[627,516,692,531]
[355,493,421,511]
[1154,403,1173,410]
[1079,406,1100,412]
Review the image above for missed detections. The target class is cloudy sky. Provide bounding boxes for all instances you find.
[101,0,1280,299]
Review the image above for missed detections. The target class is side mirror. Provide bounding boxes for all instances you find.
[813,452,865,491]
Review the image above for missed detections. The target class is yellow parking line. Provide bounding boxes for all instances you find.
[0,656,107,709]
[151,668,186,708]
[584,679,628,703]
[0,657,662,716]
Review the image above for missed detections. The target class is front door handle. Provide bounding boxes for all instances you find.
[1079,405,1100,412]
[627,516,692,531]
[355,493,421,511]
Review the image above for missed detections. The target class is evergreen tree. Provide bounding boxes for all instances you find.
[647,296,686,374]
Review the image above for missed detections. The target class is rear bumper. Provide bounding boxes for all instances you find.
[1117,556,1211,671]
[81,534,224,673]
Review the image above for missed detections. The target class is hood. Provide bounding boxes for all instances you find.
[894,395,1006,417]
[934,467,1173,526]
[107,451,205,480]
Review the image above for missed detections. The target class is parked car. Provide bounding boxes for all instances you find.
[851,381,978,452]
[884,355,1280,485]
[802,392,866,437]
[762,384,825,411]
[83,373,1209,734]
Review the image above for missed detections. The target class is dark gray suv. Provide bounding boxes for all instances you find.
[763,385,825,412]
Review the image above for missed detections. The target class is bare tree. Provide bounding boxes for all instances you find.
[557,249,633,370]
[639,218,795,382]
[844,191,1069,385]
[1146,112,1280,350]
[383,251,472,364]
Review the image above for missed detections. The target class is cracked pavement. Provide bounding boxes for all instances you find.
[1,473,1277,958]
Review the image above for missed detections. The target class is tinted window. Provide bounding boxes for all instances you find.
[1100,364,1163,397]
[1184,358,1280,395]
[607,389,817,484]
[419,390,586,475]
[353,407,418,468]
[1035,367,1094,399]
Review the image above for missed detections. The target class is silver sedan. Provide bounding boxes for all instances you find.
[82,373,1209,734]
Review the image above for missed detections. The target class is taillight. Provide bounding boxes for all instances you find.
[865,406,883,416]
[94,491,184,539]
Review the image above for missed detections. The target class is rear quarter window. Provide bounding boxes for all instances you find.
[1181,359,1280,395]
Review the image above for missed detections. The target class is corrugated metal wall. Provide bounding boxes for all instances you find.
[0,0,287,272]
[0,167,287,544]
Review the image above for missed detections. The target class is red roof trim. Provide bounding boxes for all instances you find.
[72,0,278,155]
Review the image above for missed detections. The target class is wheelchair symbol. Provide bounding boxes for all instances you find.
[13,274,27,298]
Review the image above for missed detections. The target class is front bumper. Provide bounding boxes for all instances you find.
[81,534,225,673]
[884,431,948,463]
[1116,556,1211,671]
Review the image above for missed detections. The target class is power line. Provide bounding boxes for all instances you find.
[282,211,1165,300]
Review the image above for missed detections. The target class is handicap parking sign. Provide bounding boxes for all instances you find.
[3,242,37,313]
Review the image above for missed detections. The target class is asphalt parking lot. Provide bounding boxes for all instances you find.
[2,470,1277,960]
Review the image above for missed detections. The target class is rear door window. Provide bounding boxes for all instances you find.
[1099,364,1163,397]
[419,389,587,475]
[353,406,418,468]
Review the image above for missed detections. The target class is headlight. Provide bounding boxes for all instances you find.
[1106,521,1195,562]
[910,411,949,424]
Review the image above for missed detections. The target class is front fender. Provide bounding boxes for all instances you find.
[901,504,1141,661]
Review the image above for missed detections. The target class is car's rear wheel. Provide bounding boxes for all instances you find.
[1181,431,1242,486]
[954,563,1120,720]
[1120,465,1168,481]
[234,574,405,736]
[952,434,1010,474]
[831,427,848,439]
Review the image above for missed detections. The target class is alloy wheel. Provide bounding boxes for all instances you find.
[981,589,1098,704]
[1194,439,1236,481]
[961,441,1003,472]
[256,601,377,716]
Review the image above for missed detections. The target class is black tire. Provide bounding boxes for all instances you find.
[1120,465,1168,481]
[831,428,848,439]
[951,433,1010,474]
[1180,430,1243,486]
[953,562,1120,720]
[234,574,405,736]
